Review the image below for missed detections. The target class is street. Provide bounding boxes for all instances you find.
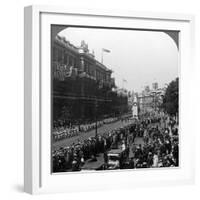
[80,136,145,171]
[52,119,131,151]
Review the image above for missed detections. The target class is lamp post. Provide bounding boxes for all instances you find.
[95,80,101,138]
[95,84,112,138]
[95,97,98,138]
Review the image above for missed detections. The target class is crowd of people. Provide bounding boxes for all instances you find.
[52,115,179,172]
[52,121,134,172]
[52,117,119,141]
[131,117,179,168]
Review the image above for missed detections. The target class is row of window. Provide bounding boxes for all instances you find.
[53,46,78,67]
[53,45,111,83]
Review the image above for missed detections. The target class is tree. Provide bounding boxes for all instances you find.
[162,78,179,116]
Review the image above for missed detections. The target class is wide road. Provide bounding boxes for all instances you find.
[52,120,131,151]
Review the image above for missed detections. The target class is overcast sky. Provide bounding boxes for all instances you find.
[59,27,178,93]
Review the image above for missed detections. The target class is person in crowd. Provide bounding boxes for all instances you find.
[152,152,159,167]
[52,114,179,172]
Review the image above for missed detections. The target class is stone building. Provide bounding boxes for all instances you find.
[52,35,128,126]
[137,83,165,117]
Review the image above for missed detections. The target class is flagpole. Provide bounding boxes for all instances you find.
[101,50,103,64]
[101,48,111,64]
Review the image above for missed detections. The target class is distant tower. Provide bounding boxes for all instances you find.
[152,82,158,90]
[132,95,138,119]
[144,85,150,93]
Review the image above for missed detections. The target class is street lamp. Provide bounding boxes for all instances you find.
[95,84,112,138]
[95,97,98,138]
[95,80,102,138]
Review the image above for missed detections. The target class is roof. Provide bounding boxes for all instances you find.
[107,149,124,155]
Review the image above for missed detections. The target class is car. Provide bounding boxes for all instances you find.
[81,155,105,171]
[107,148,129,170]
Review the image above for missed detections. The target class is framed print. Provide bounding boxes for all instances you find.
[24,5,195,194]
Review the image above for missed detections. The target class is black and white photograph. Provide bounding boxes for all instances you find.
[51,25,179,173]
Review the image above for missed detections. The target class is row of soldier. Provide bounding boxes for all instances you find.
[52,117,119,142]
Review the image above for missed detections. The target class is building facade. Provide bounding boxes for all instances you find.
[137,84,165,117]
[52,35,128,126]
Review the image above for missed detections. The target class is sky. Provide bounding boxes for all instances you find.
[59,27,179,93]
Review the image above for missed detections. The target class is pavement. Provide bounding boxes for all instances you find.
[81,154,104,170]
[134,137,145,146]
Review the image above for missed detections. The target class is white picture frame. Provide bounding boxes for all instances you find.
[24,5,195,194]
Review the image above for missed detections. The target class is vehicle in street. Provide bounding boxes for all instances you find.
[81,155,105,171]
[107,148,129,170]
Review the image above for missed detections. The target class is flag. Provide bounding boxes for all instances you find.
[102,48,111,53]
